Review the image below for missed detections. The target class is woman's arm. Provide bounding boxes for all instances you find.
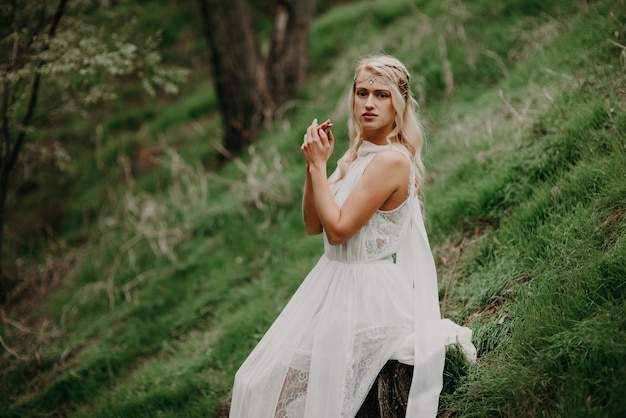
[302,166,323,235]
[301,119,410,245]
[301,119,333,235]
[307,152,409,245]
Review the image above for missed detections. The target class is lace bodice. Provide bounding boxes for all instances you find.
[323,142,414,263]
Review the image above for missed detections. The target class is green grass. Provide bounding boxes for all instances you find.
[2,0,626,417]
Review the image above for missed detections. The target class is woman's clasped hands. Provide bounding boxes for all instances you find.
[301,118,334,169]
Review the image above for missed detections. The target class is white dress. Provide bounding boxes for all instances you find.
[229,141,476,418]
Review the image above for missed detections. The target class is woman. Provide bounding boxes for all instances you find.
[229,54,475,418]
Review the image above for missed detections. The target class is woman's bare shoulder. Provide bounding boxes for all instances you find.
[367,148,411,174]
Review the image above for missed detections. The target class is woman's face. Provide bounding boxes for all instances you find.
[353,69,396,141]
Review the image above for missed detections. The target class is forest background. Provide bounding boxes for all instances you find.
[1,0,625,417]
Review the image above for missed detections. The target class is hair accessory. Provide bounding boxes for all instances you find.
[354,73,410,97]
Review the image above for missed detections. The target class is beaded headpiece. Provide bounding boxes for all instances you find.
[354,75,410,97]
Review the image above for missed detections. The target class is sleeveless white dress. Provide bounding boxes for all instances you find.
[229,141,476,418]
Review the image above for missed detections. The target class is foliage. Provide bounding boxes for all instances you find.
[0,0,188,273]
[1,0,625,417]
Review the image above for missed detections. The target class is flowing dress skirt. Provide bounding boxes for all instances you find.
[230,254,415,417]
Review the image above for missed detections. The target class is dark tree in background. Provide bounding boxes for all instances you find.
[0,1,186,302]
[197,0,317,154]
[0,0,69,300]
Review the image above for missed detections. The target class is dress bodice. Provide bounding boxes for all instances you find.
[323,142,414,263]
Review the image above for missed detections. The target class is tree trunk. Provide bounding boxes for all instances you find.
[198,0,265,155]
[198,0,316,155]
[356,361,414,418]
[266,0,317,107]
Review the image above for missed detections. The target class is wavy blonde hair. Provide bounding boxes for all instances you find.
[333,54,426,194]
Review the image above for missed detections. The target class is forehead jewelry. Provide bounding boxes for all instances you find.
[361,76,381,85]
[354,74,382,85]
[355,74,409,96]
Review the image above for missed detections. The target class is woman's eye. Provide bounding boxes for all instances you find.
[377,93,389,99]
[357,91,367,97]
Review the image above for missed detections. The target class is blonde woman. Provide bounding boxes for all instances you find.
[229,54,475,418]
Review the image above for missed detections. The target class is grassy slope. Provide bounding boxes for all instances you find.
[2,0,625,417]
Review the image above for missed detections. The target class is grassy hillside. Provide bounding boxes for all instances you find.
[2,0,625,417]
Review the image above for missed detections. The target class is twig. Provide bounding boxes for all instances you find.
[0,334,28,361]
[0,362,20,376]
[498,89,523,122]
[607,38,626,51]
[5,0,68,178]
[543,67,575,81]
[121,268,171,302]
[483,49,509,77]
[1,309,32,334]
[189,120,232,158]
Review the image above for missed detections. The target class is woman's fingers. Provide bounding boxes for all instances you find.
[302,119,333,163]
[327,129,335,146]
[318,127,330,148]
[305,119,325,151]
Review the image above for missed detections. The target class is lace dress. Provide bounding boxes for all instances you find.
[229,141,475,418]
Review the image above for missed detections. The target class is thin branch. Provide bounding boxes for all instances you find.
[1,308,33,334]
[4,0,67,178]
[0,334,28,361]
[607,38,626,51]
[1,31,20,165]
[543,67,575,81]
[498,89,523,122]
[484,49,509,77]
[1,80,11,164]
[190,120,232,158]
[0,54,44,67]
[25,0,50,52]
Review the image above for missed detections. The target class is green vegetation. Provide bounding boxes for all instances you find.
[2,0,625,417]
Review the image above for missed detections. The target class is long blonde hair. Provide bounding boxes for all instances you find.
[334,54,426,194]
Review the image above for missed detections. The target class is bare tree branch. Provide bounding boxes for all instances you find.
[5,0,67,177]
[0,4,19,166]
[0,0,67,287]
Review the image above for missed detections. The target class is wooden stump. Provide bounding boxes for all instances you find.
[355,361,414,418]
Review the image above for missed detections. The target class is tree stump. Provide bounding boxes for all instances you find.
[355,361,414,418]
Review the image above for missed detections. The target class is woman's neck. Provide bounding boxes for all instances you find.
[362,129,398,145]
